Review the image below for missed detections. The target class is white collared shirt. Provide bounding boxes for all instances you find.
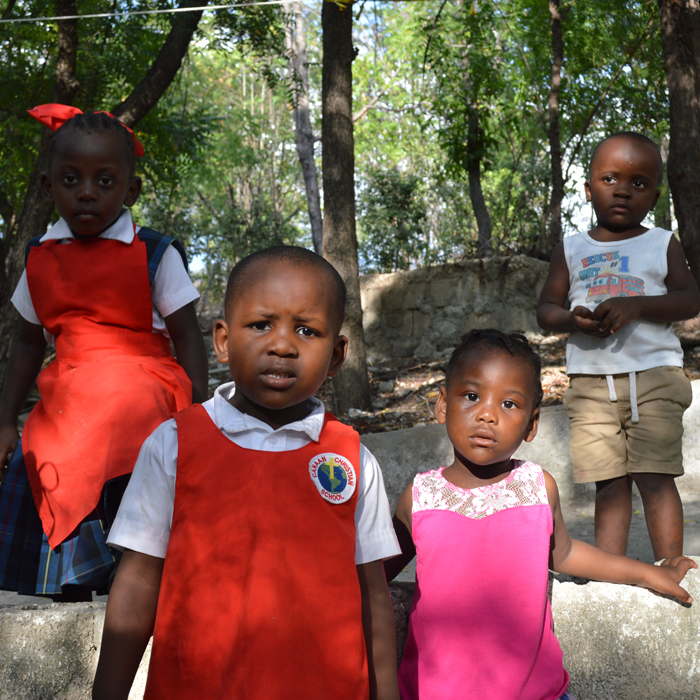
[108,382,401,565]
[11,209,199,337]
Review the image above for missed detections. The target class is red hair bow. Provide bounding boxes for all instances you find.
[28,104,145,157]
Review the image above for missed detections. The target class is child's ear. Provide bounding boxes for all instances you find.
[435,386,447,425]
[326,335,348,378]
[650,187,661,211]
[124,176,142,207]
[584,180,592,202]
[523,406,540,443]
[41,173,54,204]
[212,319,230,365]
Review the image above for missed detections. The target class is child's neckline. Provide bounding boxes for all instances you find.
[438,461,523,493]
[582,226,661,246]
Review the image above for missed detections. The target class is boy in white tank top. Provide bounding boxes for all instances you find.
[537,132,700,561]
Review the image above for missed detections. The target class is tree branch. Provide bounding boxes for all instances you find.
[352,69,401,123]
[423,0,449,74]
[51,0,80,102]
[2,0,17,20]
[111,0,210,126]
[564,15,655,181]
[493,0,548,137]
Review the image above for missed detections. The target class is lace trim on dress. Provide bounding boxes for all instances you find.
[412,460,548,520]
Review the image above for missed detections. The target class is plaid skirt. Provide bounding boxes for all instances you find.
[0,438,127,596]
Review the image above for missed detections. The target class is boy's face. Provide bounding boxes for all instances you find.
[213,260,347,428]
[435,348,539,473]
[41,131,141,238]
[585,136,661,236]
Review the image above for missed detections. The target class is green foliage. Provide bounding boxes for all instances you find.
[0,2,291,245]
[0,0,679,299]
[132,31,307,306]
[351,0,670,263]
[358,167,427,272]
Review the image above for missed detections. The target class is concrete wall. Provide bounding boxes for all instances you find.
[360,255,550,359]
[3,567,699,700]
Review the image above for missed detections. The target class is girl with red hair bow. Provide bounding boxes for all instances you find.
[0,105,208,601]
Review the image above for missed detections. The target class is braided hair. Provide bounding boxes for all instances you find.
[49,111,137,175]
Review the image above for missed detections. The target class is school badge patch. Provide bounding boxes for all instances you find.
[309,453,357,504]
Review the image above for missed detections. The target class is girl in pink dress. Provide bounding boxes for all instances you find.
[386,329,696,700]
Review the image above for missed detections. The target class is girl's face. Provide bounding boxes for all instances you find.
[41,130,142,237]
[435,348,539,483]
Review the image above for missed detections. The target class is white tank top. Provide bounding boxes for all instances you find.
[563,228,682,374]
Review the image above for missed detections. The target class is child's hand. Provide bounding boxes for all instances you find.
[0,423,19,483]
[570,305,602,335]
[641,556,697,604]
[593,297,643,335]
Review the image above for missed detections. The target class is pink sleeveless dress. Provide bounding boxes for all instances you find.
[398,461,570,700]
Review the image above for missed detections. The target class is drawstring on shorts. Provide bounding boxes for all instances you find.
[605,373,639,423]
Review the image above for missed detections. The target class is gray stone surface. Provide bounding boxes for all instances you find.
[3,378,700,698]
[552,561,700,699]
[0,603,150,700]
[360,255,550,359]
[2,568,698,700]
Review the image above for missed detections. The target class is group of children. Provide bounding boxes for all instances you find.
[0,106,696,700]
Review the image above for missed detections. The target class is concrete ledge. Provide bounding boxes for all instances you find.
[551,567,700,699]
[0,603,151,700]
[3,563,699,700]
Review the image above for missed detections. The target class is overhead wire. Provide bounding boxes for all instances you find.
[0,1,294,24]
[0,0,435,24]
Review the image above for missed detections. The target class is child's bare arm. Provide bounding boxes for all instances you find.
[593,237,700,335]
[357,560,400,700]
[537,244,602,336]
[0,318,47,473]
[92,550,164,700]
[384,485,415,582]
[545,471,696,603]
[164,302,208,403]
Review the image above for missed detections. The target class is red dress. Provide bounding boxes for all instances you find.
[22,236,192,549]
[145,405,368,700]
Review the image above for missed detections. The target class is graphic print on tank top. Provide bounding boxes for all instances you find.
[574,249,645,308]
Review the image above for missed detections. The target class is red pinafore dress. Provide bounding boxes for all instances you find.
[22,235,192,549]
[144,405,368,700]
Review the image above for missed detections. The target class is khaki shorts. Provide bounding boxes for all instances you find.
[563,366,692,484]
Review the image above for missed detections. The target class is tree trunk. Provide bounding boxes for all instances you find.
[466,110,493,257]
[0,0,209,385]
[657,0,700,285]
[0,0,79,371]
[655,136,673,231]
[286,0,323,255]
[321,0,372,413]
[546,0,565,252]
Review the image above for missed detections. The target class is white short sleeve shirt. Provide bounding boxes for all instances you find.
[108,382,401,566]
[11,209,199,337]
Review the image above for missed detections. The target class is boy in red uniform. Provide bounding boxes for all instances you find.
[93,246,401,700]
